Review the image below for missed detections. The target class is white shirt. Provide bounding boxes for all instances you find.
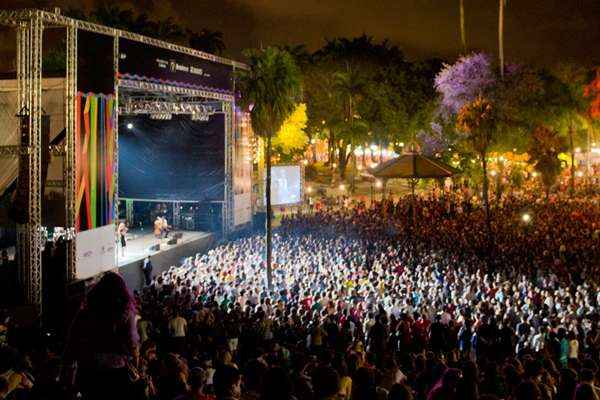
[169,316,187,337]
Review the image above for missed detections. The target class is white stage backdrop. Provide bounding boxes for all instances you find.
[265,165,302,206]
[76,224,116,280]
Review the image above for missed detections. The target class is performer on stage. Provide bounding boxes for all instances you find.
[161,216,171,238]
[117,221,128,257]
[154,216,162,239]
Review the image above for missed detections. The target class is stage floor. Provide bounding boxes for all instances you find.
[117,230,211,267]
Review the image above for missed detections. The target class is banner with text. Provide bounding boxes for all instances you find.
[76,224,116,280]
[118,38,234,94]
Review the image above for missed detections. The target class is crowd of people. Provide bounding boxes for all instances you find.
[0,191,599,400]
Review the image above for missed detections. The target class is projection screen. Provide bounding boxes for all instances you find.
[265,165,302,206]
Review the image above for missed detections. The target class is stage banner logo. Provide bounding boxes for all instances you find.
[118,38,233,93]
[75,93,116,232]
[76,224,116,280]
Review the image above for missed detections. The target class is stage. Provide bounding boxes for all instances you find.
[117,230,215,290]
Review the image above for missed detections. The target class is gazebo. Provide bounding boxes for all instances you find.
[369,147,458,225]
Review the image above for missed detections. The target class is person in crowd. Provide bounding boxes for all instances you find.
[2,190,598,400]
[62,272,139,400]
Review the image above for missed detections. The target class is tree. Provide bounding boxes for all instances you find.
[188,29,226,55]
[272,103,309,157]
[527,125,567,199]
[498,0,507,78]
[551,64,593,195]
[460,0,467,53]
[435,53,496,116]
[585,68,600,120]
[456,96,496,240]
[236,47,301,290]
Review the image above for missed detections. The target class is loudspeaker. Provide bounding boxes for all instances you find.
[194,202,222,232]
[253,212,267,228]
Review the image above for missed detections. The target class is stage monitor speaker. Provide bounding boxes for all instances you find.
[167,238,178,245]
[253,212,267,228]
[148,244,160,252]
[194,202,222,232]
[173,232,183,239]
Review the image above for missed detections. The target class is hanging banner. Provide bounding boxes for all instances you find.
[75,93,116,232]
[118,38,234,93]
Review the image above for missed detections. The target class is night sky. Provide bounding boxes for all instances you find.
[1,0,600,66]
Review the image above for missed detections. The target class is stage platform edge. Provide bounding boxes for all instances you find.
[117,232,215,290]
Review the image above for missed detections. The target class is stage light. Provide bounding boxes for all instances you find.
[490,170,497,177]
[576,171,584,177]
[399,142,404,147]
[375,180,383,188]
[302,160,309,165]
[575,147,581,153]
[532,171,538,178]
[370,162,378,168]
[521,213,531,223]
[332,163,337,168]
[339,183,346,191]
[126,123,134,130]
[306,186,313,194]
[357,165,363,171]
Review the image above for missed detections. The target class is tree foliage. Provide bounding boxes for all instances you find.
[527,125,568,197]
[273,103,309,155]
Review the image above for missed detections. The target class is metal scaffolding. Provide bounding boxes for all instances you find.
[0,8,243,311]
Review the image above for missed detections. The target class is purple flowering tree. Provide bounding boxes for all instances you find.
[417,122,450,156]
[435,53,496,117]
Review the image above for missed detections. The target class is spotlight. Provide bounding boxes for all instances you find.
[375,180,383,188]
[531,171,538,178]
[339,183,346,191]
[302,160,309,165]
[521,213,531,223]
[306,186,313,194]
[576,171,584,177]
[126,123,133,130]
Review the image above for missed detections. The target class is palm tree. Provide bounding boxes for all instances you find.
[237,47,301,290]
[498,0,507,78]
[460,0,467,53]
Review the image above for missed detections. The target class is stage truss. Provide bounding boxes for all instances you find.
[0,8,244,312]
